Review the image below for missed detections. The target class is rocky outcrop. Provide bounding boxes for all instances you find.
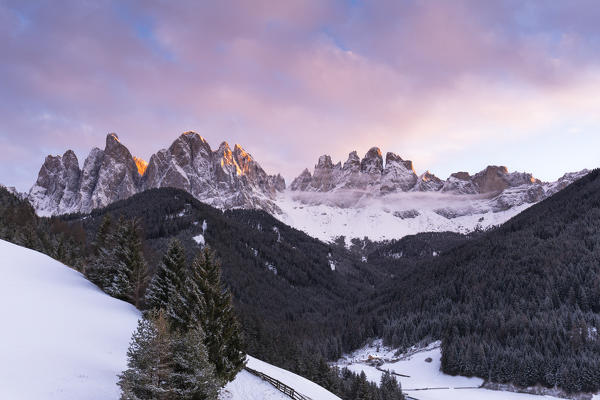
[29,132,285,215]
[28,150,81,215]
[143,133,284,212]
[381,152,418,193]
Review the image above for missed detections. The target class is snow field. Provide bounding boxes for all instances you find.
[276,191,531,243]
[336,340,569,400]
[0,239,140,400]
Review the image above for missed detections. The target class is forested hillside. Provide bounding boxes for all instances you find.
[59,188,384,374]
[371,169,600,393]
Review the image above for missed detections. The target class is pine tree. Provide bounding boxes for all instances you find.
[125,219,149,308]
[84,214,113,286]
[95,214,112,254]
[194,248,246,383]
[170,326,219,399]
[118,310,172,400]
[86,216,148,305]
[145,239,187,316]
[118,309,218,400]
[380,371,404,400]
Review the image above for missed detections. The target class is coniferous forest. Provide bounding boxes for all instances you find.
[1,169,600,397]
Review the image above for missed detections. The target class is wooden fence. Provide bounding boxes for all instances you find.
[244,366,313,400]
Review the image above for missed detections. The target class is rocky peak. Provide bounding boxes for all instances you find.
[290,169,312,191]
[361,147,383,174]
[381,152,417,192]
[385,152,415,172]
[233,144,253,175]
[268,174,286,192]
[413,170,444,192]
[316,155,334,170]
[450,171,471,181]
[169,131,212,161]
[133,157,148,176]
[28,150,82,215]
[343,151,361,171]
[105,133,128,158]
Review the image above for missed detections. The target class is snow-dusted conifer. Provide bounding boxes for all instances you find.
[170,326,219,399]
[125,219,149,308]
[118,310,172,399]
[379,371,403,400]
[194,248,245,383]
[85,214,113,287]
[145,239,186,314]
[118,309,217,400]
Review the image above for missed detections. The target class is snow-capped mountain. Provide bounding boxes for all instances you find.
[279,148,588,242]
[27,137,588,242]
[28,132,285,216]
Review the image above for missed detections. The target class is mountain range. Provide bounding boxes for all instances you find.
[26,132,587,241]
[28,132,285,216]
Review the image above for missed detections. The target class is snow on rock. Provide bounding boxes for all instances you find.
[0,239,140,400]
[245,355,341,400]
[193,234,206,246]
[265,262,277,274]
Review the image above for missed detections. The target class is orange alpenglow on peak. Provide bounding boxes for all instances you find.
[133,156,148,176]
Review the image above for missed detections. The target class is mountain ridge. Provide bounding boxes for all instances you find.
[28,132,285,216]
[26,134,588,242]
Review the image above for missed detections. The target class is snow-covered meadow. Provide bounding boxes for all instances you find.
[336,340,573,400]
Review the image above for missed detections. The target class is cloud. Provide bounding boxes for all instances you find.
[1,0,600,191]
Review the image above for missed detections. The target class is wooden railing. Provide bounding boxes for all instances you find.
[245,366,313,400]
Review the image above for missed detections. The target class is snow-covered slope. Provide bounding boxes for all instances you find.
[0,239,140,400]
[0,239,336,400]
[221,355,341,400]
[276,191,532,243]
[220,370,290,400]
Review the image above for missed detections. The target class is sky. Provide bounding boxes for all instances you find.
[1,0,600,191]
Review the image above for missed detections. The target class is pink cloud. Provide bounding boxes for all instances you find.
[1,0,600,191]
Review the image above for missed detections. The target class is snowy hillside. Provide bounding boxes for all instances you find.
[221,355,341,400]
[0,239,140,400]
[0,239,338,400]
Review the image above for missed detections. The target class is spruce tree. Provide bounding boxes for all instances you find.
[170,326,219,399]
[85,216,148,305]
[118,310,172,400]
[85,214,113,287]
[193,248,245,383]
[380,371,403,400]
[145,239,187,315]
[118,309,218,400]
[125,219,149,308]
